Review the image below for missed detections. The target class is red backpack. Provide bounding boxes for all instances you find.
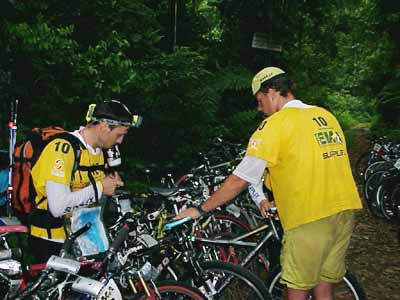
[11,126,82,214]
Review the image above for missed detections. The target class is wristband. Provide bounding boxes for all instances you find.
[195,204,208,217]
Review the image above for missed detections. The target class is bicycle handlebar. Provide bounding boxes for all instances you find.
[108,223,130,255]
[164,217,192,231]
[61,222,92,257]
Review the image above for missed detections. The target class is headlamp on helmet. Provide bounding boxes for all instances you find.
[85,100,143,128]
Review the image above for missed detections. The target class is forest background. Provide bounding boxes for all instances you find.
[1,0,400,191]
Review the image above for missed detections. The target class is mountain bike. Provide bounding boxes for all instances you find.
[172,211,366,300]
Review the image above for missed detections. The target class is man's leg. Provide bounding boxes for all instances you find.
[280,221,331,299]
[287,287,310,300]
[312,281,333,300]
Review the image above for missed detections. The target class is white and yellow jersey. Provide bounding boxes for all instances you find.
[246,101,362,230]
[32,138,106,210]
[30,135,106,240]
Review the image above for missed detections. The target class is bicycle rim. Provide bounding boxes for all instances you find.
[200,261,270,300]
[377,184,396,222]
[363,160,390,182]
[267,269,366,300]
[136,282,206,300]
[390,184,400,221]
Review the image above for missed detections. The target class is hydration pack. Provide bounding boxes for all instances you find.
[11,126,81,214]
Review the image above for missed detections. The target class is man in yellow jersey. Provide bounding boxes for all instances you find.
[29,100,142,263]
[176,67,362,300]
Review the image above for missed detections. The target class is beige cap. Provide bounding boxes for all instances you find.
[251,67,286,95]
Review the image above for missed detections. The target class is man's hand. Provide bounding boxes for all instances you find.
[259,199,273,218]
[101,172,124,196]
[174,207,201,220]
[174,174,248,220]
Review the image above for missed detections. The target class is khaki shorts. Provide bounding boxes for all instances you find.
[280,210,354,290]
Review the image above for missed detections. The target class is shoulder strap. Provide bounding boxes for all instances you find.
[50,132,84,183]
[53,133,104,202]
[52,132,86,152]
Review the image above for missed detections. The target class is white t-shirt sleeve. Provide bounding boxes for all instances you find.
[46,180,103,217]
[247,179,267,208]
[233,155,267,185]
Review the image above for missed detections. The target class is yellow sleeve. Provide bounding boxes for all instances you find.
[32,138,76,186]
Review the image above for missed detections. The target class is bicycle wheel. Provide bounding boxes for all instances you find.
[389,183,400,222]
[266,267,366,300]
[0,275,11,299]
[200,213,272,278]
[135,281,206,300]
[363,160,392,182]
[377,179,399,223]
[363,170,387,218]
[199,260,271,300]
[200,213,251,263]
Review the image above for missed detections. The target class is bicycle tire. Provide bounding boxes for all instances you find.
[266,266,366,300]
[363,170,386,218]
[376,179,399,223]
[200,213,251,263]
[135,281,206,300]
[363,160,392,182]
[215,213,251,231]
[199,260,271,300]
[390,183,400,222]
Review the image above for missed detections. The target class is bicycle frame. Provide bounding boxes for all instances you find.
[193,218,280,270]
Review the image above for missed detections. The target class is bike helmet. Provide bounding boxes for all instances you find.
[85,100,142,128]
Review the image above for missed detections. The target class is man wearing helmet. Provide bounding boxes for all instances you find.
[29,100,142,263]
[176,67,362,300]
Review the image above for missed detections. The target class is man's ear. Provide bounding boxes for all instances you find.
[98,122,111,133]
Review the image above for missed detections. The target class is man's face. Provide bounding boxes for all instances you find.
[99,124,129,149]
[255,89,277,116]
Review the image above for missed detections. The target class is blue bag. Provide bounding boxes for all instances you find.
[0,169,8,206]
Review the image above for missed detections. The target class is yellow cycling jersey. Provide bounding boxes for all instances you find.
[246,106,362,231]
[31,137,106,239]
[32,138,106,209]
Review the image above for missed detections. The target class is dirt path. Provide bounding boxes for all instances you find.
[346,129,400,299]
[347,209,400,299]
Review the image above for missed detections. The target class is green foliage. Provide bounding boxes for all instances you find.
[283,0,395,98]
[0,0,399,177]
[376,69,400,127]
[335,111,359,130]
[224,110,260,141]
[72,31,136,100]
[324,90,373,123]
[369,127,400,143]
[4,18,79,125]
[343,129,357,150]
[123,47,217,165]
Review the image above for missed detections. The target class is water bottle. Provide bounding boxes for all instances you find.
[107,145,122,167]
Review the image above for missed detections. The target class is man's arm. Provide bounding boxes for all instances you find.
[46,173,124,217]
[202,174,249,212]
[46,181,102,217]
[175,155,267,219]
[174,174,249,219]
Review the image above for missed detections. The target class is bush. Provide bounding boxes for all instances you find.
[336,111,359,130]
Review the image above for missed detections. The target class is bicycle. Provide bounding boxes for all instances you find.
[173,211,366,300]
[151,217,272,300]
